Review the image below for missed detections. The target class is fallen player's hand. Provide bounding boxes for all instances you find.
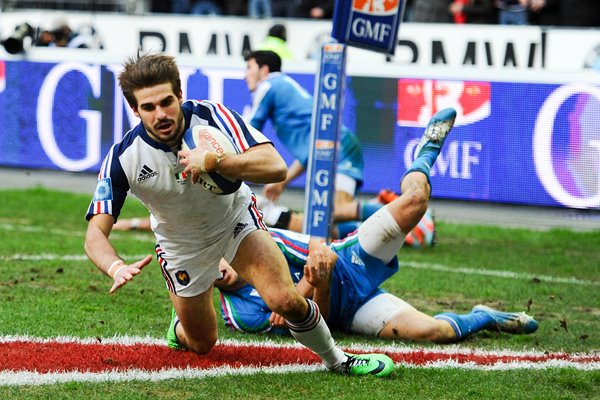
[269,312,286,328]
[109,255,153,294]
[304,250,333,290]
[263,181,286,202]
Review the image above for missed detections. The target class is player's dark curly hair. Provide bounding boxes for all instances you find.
[118,51,182,109]
[244,50,282,73]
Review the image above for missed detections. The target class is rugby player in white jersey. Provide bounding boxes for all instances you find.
[84,52,393,377]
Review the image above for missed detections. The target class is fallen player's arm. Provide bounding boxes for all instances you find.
[295,239,337,319]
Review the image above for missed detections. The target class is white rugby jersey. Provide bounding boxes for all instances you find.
[86,100,271,257]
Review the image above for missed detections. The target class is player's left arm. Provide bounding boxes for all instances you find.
[217,143,287,184]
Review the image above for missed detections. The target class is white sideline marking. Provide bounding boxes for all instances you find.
[0,365,324,386]
[0,223,151,242]
[2,251,598,287]
[403,261,600,286]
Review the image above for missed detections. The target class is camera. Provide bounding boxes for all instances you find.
[2,23,34,54]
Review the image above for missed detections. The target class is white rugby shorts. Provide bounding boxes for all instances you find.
[156,200,266,297]
[350,293,416,336]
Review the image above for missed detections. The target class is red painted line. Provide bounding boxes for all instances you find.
[1,341,320,373]
[1,338,599,374]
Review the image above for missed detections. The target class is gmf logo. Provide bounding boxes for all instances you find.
[353,0,400,14]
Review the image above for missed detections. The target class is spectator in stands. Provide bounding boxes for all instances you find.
[527,0,561,26]
[249,0,272,18]
[295,0,335,19]
[495,0,529,25]
[449,0,497,24]
[559,0,600,27]
[403,0,415,21]
[170,0,224,15]
[257,23,295,61]
[269,0,299,17]
[411,0,452,23]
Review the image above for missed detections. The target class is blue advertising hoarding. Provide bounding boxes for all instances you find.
[0,59,599,210]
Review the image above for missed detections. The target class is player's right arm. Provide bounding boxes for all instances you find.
[85,213,152,294]
[84,143,152,293]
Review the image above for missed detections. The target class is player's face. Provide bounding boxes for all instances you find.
[133,83,184,148]
[244,58,262,92]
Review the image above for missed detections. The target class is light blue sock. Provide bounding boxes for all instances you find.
[357,201,383,221]
[402,147,439,188]
[434,311,495,340]
[336,221,361,238]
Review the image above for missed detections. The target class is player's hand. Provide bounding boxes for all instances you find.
[304,250,333,290]
[109,255,153,294]
[214,259,242,290]
[179,148,214,184]
[269,312,286,328]
[263,181,286,202]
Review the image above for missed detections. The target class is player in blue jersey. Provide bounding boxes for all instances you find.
[216,108,539,342]
[244,50,397,237]
[84,52,394,377]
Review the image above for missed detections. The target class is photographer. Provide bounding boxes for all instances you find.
[36,16,102,49]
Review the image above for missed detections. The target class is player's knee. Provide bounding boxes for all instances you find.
[403,183,429,213]
[185,333,217,355]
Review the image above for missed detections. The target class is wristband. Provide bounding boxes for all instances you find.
[107,259,125,278]
[215,153,225,173]
[129,218,141,230]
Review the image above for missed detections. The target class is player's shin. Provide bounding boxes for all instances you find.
[286,299,345,371]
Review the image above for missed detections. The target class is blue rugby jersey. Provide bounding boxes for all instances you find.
[219,228,399,333]
[248,72,364,185]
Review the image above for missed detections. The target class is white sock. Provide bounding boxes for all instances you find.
[286,299,346,371]
[258,200,289,227]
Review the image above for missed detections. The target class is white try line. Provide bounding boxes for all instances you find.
[1,223,598,286]
[0,223,152,242]
[1,252,598,287]
[402,261,600,286]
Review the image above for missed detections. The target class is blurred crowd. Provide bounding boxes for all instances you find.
[408,0,599,27]
[149,0,336,19]
[3,0,598,27]
[147,0,599,27]
[2,0,597,54]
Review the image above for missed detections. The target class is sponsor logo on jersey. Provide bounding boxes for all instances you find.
[174,171,188,184]
[233,222,248,239]
[351,251,365,266]
[197,177,219,192]
[93,178,113,201]
[175,270,190,286]
[137,165,158,182]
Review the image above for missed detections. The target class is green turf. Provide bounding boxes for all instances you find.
[0,188,598,399]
